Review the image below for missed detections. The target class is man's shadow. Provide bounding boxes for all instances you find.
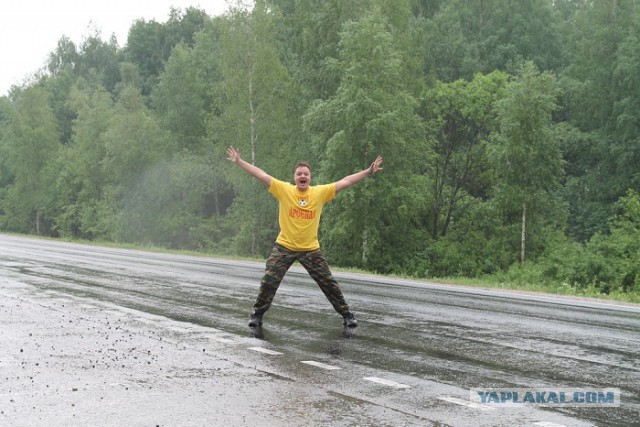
[326,326,356,357]
[249,324,356,355]
[250,325,265,340]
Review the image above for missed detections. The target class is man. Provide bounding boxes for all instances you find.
[226,146,383,328]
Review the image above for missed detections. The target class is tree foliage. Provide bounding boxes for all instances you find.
[1,1,640,296]
[305,1,427,271]
[1,87,61,234]
[491,62,564,263]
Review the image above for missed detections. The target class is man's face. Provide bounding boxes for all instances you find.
[294,166,311,191]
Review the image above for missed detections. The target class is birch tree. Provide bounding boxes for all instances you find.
[211,0,295,255]
[304,1,427,269]
[491,62,563,264]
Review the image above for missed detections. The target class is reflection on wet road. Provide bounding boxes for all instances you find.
[1,234,639,426]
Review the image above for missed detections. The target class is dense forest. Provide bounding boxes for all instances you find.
[1,0,639,299]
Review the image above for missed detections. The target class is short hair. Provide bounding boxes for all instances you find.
[294,161,311,173]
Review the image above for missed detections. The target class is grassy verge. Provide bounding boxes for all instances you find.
[430,276,640,304]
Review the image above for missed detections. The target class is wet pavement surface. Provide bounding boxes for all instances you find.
[1,234,639,426]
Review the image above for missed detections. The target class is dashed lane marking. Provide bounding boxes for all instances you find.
[363,377,411,389]
[438,396,496,411]
[248,347,284,355]
[300,361,341,370]
[534,423,568,427]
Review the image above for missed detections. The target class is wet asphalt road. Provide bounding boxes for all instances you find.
[1,234,639,426]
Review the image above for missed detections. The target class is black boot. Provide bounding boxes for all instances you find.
[249,312,263,327]
[342,312,358,328]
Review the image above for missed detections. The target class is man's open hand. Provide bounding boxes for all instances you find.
[226,146,241,163]
[369,156,384,175]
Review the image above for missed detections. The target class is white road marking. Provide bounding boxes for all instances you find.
[300,361,341,370]
[166,326,191,333]
[438,396,496,411]
[215,337,234,343]
[363,377,411,389]
[248,347,283,355]
[534,423,568,427]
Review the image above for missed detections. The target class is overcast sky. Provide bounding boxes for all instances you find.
[1,0,232,96]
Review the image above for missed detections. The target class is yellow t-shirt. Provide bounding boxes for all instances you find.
[269,178,336,251]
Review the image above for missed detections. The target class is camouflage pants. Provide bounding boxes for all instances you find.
[252,243,350,316]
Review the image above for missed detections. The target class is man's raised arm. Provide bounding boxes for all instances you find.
[226,146,272,187]
[334,156,383,193]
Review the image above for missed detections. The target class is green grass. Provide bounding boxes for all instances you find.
[428,276,640,304]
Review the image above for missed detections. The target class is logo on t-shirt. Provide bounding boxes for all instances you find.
[298,197,308,207]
